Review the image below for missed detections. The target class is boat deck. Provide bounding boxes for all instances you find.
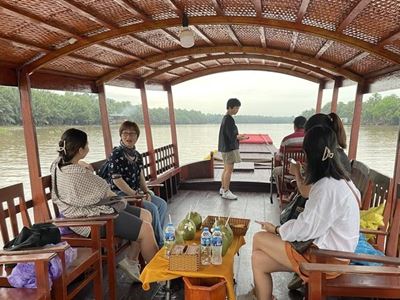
[75,189,304,300]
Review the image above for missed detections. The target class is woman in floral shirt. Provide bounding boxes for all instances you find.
[107,121,167,248]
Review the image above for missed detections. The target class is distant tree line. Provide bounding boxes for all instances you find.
[0,87,292,126]
[301,93,400,125]
[0,87,398,126]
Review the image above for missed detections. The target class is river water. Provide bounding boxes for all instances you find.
[0,123,398,198]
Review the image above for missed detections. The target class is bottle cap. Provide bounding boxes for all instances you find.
[203,227,209,230]
[214,226,220,230]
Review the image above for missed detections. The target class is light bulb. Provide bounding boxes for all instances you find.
[180,27,194,48]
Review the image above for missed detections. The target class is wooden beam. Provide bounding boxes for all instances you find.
[24,16,400,74]
[211,0,223,15]
[0,2,77,37]
[290,32,299,52]
[315,40,333,58]
[348,82,365,160]
[226,26,242,46]
[164,0,183,17]
[296,0,311,24]
[341,52,369,68]
[138,80,157,180]
[315,82,324,113]
[379,30,400,46]
[98,46,361,84]
[143,53,335,81]
[31,71,97,92]
[95,44,140,60]
[252,0,263,18]
[191,26,215,45]
[330,77,342,113]
[171,64,322,85]
[259,27,267,47]
[97,83,113,155]
[18,71,43,222]
[165,84,180,167]
[337,0,372,32]
[365,65,400,79]
[56,0,115,29]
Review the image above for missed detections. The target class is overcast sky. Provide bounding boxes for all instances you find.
[105,71,400,117]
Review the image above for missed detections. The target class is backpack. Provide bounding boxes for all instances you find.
[280,192,307,225]
[97,160,110,179]
[4,223,61,251]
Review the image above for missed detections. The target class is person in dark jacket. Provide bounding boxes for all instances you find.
[218,98,248,200]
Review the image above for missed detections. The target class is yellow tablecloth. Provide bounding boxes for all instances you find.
[140,232,246,300]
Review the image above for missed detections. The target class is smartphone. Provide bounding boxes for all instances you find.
[289,158,297,164]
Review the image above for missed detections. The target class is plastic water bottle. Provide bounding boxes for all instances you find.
[164,222,175,257]
[211,226,223,265]
[200,227,212,265]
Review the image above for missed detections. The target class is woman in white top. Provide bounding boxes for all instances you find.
[251,125,360,300]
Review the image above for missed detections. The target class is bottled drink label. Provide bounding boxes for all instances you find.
[165,231,175,242]
[212,236,222,246]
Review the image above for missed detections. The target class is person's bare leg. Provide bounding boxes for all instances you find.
[137,221,158,262]
[126,208,154,261]
[221,168,226,190]
[252,231,293,300]
[223,163,234,191]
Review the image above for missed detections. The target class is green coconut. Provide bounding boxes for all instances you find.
[186,211,202,230]
[221,231,232,256]
[177,218,196,241]
[175,230,184,245]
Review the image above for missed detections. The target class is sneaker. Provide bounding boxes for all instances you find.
[222,190,238,200]
[219,187,224,195]
[118,257,141,283]
[287,273,303,290]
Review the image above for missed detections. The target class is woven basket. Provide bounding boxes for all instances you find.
[169,244,200,271]
[202,216,250,236]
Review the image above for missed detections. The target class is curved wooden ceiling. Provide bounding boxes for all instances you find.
[1,0,400,90]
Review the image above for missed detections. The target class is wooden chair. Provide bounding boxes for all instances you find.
[360,169,394,252]
[301,183,400,299]
[0,183,104,300]
[40,174,144,300]
[350,159,370,203]
[0,252,56,300]
[278,146,305,203]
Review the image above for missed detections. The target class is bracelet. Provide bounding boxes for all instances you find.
[274,225,280,235]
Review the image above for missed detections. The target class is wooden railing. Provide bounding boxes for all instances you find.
[142,144,176,181]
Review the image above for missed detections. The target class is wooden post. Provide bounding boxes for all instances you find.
[165,84,180,167]
[348,82,364,160]
[315,82,324,113]
[330,78,341,113]
[18,71,43,222]
[393,128,400,202]
[98,83,113,156]
[138,80,157,180]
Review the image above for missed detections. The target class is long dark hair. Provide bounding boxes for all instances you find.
[303,125,350,185]
[57,128,88,167]
[305,113,347,148]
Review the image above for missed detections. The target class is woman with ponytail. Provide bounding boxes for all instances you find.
[251,126,360,300]
[51,128,158,283]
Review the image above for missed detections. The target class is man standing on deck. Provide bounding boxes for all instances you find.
[218,98,248,200]
[273,115,307,196]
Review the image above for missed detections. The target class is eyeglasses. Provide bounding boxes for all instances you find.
[121,131,138,137]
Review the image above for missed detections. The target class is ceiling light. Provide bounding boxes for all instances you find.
[180,14,194,48]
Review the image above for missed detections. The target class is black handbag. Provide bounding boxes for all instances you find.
[280,192,307,225]
[289,239,314,254]
[3,223,61,251]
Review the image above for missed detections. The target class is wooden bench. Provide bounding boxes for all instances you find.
[0,183,103,300]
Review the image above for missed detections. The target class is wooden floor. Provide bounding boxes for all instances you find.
[75,189,305,300]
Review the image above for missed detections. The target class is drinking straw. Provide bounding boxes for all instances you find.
[169,214,172,224]
[225,213,231,227]
[193,198,200,211]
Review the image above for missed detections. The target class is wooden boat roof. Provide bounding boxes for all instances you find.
[1,0,400,93]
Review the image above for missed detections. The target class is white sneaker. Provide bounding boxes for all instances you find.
[222,190,238,200]
[118,258,141,283]
[219,187,224,195]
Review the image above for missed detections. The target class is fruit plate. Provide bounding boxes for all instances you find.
[202,216,250,236]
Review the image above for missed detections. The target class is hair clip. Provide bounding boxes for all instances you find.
[322,146,334,161]
[58,140,67,155]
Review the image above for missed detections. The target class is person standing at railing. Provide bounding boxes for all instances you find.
[106,121,167,250]
[218,98,248,200]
